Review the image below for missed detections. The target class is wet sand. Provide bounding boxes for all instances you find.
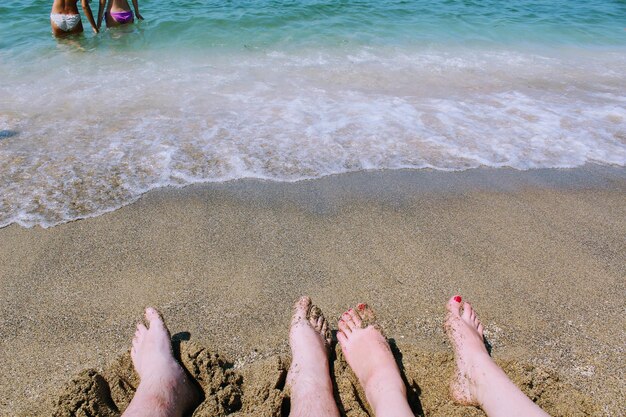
[1,167,625,416]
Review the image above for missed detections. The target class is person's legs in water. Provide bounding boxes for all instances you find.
[287,296,340,417]
[337,304,414,417]
[445,296,549,417]
[122,307,200,417]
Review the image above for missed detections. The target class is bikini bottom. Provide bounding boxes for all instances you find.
[50,13,81,31]
[108,10,134,24]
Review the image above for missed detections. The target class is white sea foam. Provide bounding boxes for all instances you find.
[0,45,625,228]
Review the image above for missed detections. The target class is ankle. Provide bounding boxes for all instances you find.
[289,374,337,416]
[364,369,407,411]
[293,372,334,393]
[137,380,174,399]
[134,367,195,414]
[369,388,412,416]
[126,387,178,417]
[467,355,500,407]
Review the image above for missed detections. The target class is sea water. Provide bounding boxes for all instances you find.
[0,0,625,227]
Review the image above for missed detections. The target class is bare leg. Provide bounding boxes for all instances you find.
[287,296,340,417]
[122,308,200,417]
[337,304,414,417]
[445,296,550,417]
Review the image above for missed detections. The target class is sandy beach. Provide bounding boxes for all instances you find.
[1,167,625,416]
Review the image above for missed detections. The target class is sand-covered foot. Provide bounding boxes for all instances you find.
[123,307,200,417]
[337,303,413,417]
[444,296,550,417]
[444,295,492,406]
[287,296,339,417]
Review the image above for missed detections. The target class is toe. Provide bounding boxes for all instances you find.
[337,329,349,347]
[315,315,324,332]
[292,296,311,325]
[477,323,484,336]
[462,302,473,322]
[309,305,323,329]
[132,323,146,353]
[342,310,358,330]
[338,318,351,335]
[145,307,164,328]
[357,303,376,322]
[321,320,330,344]
[446,295,462,316]
[135,322,147,339]
[347,308,362,328]
[133,323,147,347]
[309,305,322,321]
[130,345,137,363]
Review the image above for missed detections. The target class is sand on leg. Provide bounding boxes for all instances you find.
[286,296,340,417]
[337,303,414,417]
[444,295,550,417]
[122,307,200,417]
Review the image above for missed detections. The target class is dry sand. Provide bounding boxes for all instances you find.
[0,167,624,416]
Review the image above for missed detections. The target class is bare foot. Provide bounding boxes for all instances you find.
[287,296,339,417]
[122,307,200,417]
[337,304,413,417]
[444,296,550,417]
[444,295,492,406]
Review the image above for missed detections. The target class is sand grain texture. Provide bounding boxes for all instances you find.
[1,168,624,416]
[51,340,599,416]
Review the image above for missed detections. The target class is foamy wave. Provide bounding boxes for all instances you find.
[1,46,625,228]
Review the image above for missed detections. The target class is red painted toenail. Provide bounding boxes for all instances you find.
[357,303,366,310]
[454,296,462,303]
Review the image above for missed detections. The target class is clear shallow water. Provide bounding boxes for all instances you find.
[1,1,625,227]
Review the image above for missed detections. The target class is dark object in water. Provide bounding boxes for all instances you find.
[0,130,18,139]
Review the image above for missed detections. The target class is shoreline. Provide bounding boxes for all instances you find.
[1,166,624,415]
[3,163,626,230]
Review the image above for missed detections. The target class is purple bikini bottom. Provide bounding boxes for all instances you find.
[108,10,134,24]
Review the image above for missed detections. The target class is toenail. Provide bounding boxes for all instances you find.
[454,295,462,303]
[357,303,365,310]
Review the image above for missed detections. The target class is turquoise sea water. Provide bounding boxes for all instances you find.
[1,1,625,227]
[2,0,626,52]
